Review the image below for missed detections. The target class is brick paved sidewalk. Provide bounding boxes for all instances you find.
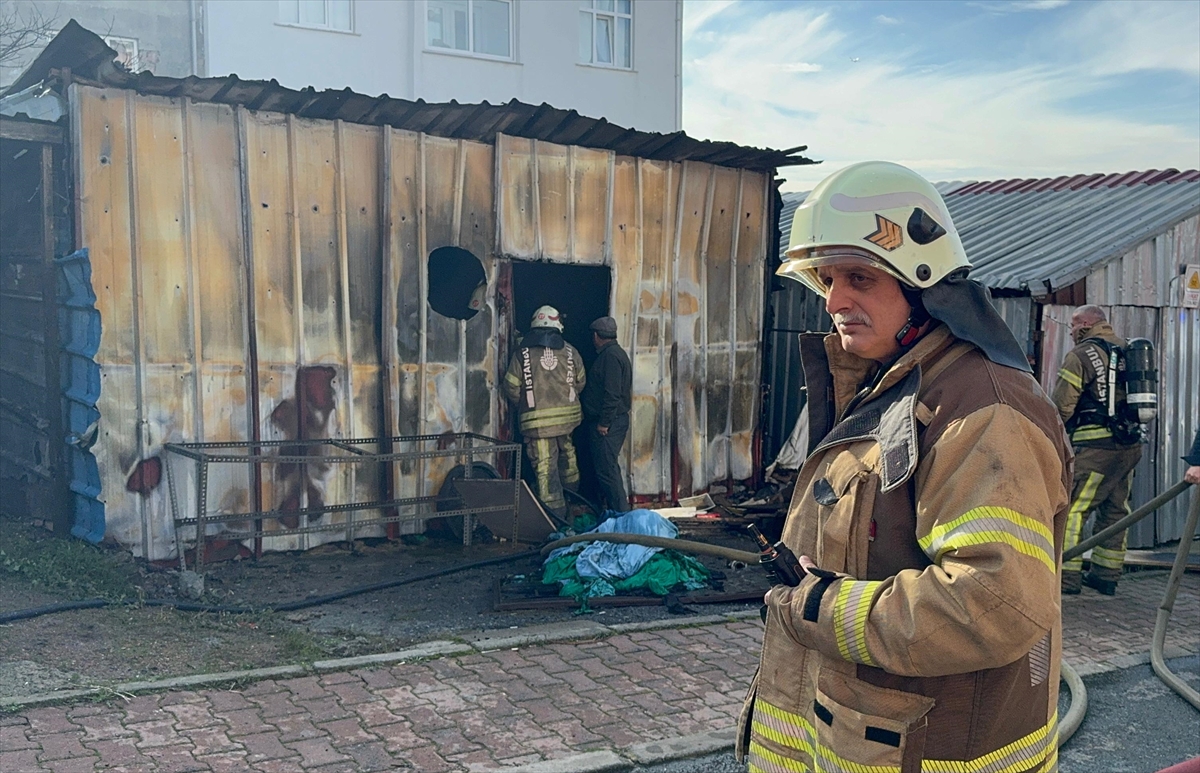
[2,571,1195,773]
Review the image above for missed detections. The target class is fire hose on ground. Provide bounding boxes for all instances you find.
[542,478,1200,746]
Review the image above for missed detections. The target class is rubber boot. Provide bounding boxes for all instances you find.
[1061,570,1082,595]
[1082,572,1117,596]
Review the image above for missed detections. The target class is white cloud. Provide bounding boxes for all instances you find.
[781,62,822,73]
[1058,0,1200,77]
[969,0,1069,12]
[1013,0,1070,9]
[683,4,1200,191]
[683,0,739,38]
[875,14,901,25]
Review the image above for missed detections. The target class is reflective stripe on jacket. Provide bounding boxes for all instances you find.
[503,343,586,438]
[737,324,1072,773]
[1051,323,1129,447]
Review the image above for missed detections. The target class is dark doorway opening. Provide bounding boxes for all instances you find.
[509,261,613,507]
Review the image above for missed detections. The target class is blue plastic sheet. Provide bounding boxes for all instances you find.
[546,509,679,581]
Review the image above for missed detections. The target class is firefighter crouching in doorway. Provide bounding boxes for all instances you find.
[581,316,632,514]
[503,306,586,522]
[1053,305,1146,596]
[737,161,1070,773]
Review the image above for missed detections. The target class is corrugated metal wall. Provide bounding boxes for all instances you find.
[1040,304,1199,547]
[70,87,772,559]
[72,85,503,559]
[1086,214,1200,307]
[495,136,770,500]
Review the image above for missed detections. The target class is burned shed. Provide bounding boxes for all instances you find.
[0,23,813,561]
[765,171,1200,548]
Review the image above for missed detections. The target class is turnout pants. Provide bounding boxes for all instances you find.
[588,414,629,514]
[525,434,579,519]
[1062,444,1143,590]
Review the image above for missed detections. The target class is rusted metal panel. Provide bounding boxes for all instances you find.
[73,87,146,554]
[572,147,613,266]
[496,135,537,259]
[731,173,767,481]
[702,166,740,484]
[461,140,497,440]
[672,162,712,497]
[628,160,676,499]
[535,141,572,262]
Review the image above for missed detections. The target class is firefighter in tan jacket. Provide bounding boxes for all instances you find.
[738,162,1071,773]
[504,306,586,519]
[1051,305,1142,596]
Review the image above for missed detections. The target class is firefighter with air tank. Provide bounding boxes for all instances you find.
[503,306,586,523]
[1053,304,1157,596]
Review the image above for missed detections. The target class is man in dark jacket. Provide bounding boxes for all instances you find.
[581,316,632,513]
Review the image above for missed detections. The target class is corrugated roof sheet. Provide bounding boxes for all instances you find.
[776,172,1200,294]
[946,171,1200,292]
[6,21,814,172]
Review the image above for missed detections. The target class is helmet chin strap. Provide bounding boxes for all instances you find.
[895,286,931,349]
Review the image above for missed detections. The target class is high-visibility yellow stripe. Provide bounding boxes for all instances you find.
[1071,425,1111,442]
[754,701,901,773]
[1057,368,1082,390]
[832,580,881,666]
[523,405,581,419]
[753,696,1056,773]
[1064,472,1103,571]
[1091,546,1125,570]
[752,698,1056,773]
[922,713,1057,773]
[505,372,521,387]
[748,740,812,773]
[919,506,1056,574]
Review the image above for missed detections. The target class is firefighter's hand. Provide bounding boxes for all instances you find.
[1186,465,1200,485]
[763,555,816,604]
[598,425,609,436]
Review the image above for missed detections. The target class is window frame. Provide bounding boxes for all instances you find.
[424,0,516,63]
[276,0,357,35]
[579,0,633,70]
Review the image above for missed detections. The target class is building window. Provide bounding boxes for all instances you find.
[278,0,354,32]
[579,0,631,69]
[426,0,513,60]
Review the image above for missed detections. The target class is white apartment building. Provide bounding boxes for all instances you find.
[1,0,682,133]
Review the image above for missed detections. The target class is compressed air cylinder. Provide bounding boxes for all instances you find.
[1124,338,1158,423]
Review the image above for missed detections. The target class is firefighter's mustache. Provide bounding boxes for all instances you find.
[834,312,872,328]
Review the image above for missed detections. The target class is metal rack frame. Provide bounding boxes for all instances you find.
[163,433,522,570]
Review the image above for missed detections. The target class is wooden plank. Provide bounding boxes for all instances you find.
[0,117,64,144]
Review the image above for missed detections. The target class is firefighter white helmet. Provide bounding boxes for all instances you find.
[530,305,564,331]
[778,161,971,297]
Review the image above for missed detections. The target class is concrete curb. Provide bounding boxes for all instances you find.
[0,611,760,712]
[489,730,738,772]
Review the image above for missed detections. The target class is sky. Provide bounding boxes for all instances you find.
[682,0,1200,191]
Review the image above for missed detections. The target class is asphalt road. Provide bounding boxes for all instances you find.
[635,656,1200,773]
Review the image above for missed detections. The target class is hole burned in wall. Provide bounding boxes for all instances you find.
[427,246,487,321]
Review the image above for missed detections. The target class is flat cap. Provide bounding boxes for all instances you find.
[589,316,618,337]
